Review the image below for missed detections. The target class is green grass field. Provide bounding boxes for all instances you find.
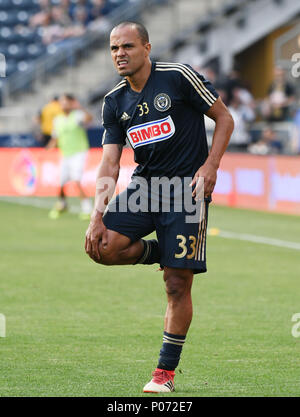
[0,197,300,397]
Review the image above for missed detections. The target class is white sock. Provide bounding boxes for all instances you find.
[81,198,92,214]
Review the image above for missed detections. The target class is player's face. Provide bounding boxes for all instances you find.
[110,26,151,77]
[59,96,72,112]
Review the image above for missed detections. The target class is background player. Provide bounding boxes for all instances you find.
[85,22,234,393]
[34,95,63,147]
[48,93,93,220]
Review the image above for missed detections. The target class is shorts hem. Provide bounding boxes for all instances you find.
[161,263,207,275]
[102,219,139,243]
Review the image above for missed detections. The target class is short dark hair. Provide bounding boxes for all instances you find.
[62,93,75,101]
[112,21,149,44]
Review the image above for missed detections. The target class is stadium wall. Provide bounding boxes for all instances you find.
[0,148,300,216]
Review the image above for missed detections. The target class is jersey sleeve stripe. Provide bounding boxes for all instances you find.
[156,66,215,106]
[104,80,127,98]
[101,100,105,123]
[156,62,217,106]
[101,129,107,145]
[157,62,217,104]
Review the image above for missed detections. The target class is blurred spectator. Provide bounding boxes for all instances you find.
[73,6,90,27]
[34,96,63,146]
[228,87,256,148]
[261,66,296,122]
[223,67,245,104]
[213,81,229,105]
[51,5,72,27]
[42,5,85,44]
[88,0,110,33]
[90,0,106,19]
[29,0,111,44]
[60,0,72,15]
[42,21,65,45]
[201,66,217,84]
[248,126,282,155]
[30,7,52,28]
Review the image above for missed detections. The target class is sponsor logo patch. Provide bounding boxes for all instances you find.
[154,93,171,112]
[127,115,175,149]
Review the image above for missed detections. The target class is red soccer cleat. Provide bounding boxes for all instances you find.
[143,368,175,393]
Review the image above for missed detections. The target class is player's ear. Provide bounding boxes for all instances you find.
[145,42,151,56]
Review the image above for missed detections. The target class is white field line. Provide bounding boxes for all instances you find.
[213,230,300,251]
[1,196,300,251]
[0,196,80,214]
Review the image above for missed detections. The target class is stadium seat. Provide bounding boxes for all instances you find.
[17,59,35,73]
[0,0,12,11]
[0,45,8,56]
[0,11,19,27]
[26,43,45,59]
[18,29,40,44]
[7,44,28,61]
[16,11,30,25]
[12,0,39,10]
[0,0,151,96]
[0,27,20,43]
[5,60,18,76]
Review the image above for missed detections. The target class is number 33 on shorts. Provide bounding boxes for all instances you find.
[175,235,197,259]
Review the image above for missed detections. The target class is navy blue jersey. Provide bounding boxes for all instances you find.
[102,61,219,179]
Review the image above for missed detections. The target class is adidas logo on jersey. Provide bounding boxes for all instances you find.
[120,112,131,121]
[127,115,175,149]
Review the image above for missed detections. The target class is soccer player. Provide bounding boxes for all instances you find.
[35,96,63,146]
[85,22,234,393]
[48,93,93,220]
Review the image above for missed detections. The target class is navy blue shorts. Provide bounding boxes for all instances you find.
[103,179,210,274]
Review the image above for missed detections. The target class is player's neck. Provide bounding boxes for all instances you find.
[126,60,152,93]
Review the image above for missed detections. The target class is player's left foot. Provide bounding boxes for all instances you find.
[79,198,92,220]
[78,212,90,221]
[143,368,175,393]
[48,200,67,219]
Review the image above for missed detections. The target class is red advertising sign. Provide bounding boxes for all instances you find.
[0,148,300,215]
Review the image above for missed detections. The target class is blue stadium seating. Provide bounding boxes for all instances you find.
[0,0,12,10]
[0,0,148,103]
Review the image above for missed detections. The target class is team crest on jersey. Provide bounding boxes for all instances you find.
[154,93,171,112]
[127,115,175,149]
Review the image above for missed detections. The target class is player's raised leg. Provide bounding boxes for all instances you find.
[143,267,193,393]
[85,217,161,266]
[95,228,144,265]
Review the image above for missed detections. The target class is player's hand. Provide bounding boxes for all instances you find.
[190,160,218,200]
[85,210,108,263]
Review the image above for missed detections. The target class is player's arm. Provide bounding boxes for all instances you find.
[85,143,123,262]
[72,99,93,125]
[191,97,234,198]
[78,108,93,125]
[46,137,58,149]
[46,117,59,149]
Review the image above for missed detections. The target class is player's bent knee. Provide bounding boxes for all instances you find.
[98,243,117,265]
[96,229,131,265]
[98,241,130,265]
